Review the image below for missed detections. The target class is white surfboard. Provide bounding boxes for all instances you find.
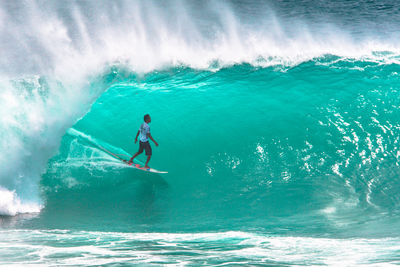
[122,160,168,174]
[93,142,167,174]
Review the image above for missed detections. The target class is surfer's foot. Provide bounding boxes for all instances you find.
[127,159,133,164]
[144,165,150,169]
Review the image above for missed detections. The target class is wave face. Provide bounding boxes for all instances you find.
[23,61,398,236]
[2,0,400,264]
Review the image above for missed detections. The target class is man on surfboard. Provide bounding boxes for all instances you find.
[127,114,158,168]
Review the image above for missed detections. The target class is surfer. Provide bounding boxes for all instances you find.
[127,114,159,168]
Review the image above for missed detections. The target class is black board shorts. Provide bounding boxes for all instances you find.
[138,141,152,156]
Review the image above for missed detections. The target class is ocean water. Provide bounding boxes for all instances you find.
[2,0,400,265]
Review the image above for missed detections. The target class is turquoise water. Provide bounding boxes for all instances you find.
[34,62,400,235]
[2,0,400,265]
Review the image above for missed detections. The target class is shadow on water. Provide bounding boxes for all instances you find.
[22,164,170,232]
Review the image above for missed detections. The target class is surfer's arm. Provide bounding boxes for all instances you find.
[148,133,159,146]
[134,130,140,143]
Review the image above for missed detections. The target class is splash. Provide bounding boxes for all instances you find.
[0,187,40,216]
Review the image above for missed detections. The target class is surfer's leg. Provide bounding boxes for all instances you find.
[145,155,151,168]
[129,142,145,163]
[128,151,141,163]
[144,142,152,168]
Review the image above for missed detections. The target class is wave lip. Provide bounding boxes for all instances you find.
[0,187,41,216]
[2,0,400,76]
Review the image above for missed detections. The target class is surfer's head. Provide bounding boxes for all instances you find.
[144,114,151,123]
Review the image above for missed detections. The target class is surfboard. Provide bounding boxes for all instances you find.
[90,141,168,174]
[67,128,167,174]
[122,160,168,174]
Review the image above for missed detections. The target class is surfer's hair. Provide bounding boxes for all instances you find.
[144,114,150,122]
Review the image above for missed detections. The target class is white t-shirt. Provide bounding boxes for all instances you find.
[139,122,150,142]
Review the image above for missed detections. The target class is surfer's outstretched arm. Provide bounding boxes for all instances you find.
[148,133,158,146]
[134,130,140,144]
